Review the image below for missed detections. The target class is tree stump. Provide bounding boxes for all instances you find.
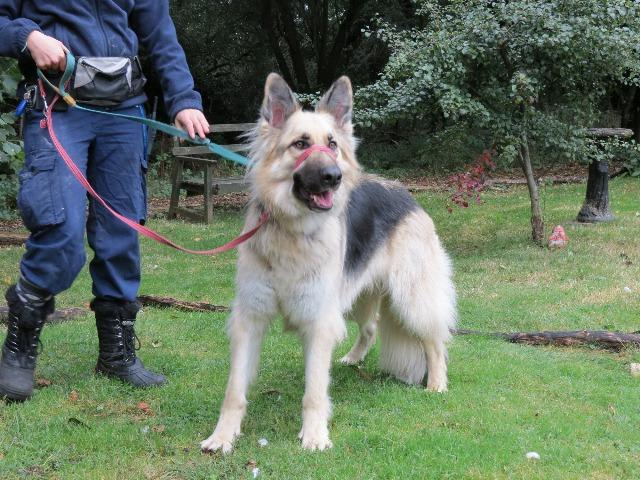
[576,128,633,223]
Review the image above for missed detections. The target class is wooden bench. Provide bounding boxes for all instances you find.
[168,123,255,223]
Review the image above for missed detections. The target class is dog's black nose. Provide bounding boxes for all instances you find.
[321,165,342,188]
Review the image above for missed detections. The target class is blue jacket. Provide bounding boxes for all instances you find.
[0,0,202,119]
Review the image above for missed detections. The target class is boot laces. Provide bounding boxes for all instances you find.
[17,326,44,359]
[121,320,141,362]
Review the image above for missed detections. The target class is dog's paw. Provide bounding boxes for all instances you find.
[339,353,361,365]
[200,428,239,454]
[426,379,448,393]
[298,427,333,451]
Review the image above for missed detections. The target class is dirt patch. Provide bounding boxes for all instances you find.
[404,162,590,192]
[0,218,26,232]
[147,192,250,218]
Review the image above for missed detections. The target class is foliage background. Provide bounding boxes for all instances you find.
[0,59,22,219]
[1,0,640,219]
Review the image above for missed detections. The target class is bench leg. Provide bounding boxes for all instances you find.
[168,158,184,219]
[204,164,214,224]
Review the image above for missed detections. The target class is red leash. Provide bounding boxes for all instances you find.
[42,94,268,255]
[41,90,337,255]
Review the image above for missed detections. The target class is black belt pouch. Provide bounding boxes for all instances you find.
[73,56,146,106]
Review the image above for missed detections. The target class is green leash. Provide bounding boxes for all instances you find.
[37,52,250,167]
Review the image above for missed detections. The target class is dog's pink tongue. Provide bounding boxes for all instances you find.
[312,191,334,209]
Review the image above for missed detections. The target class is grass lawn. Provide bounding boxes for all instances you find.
[1,178,639,479]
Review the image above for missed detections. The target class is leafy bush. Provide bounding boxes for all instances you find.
[356,0,640,159]
[0,59,22,219]
[357,123,490,175]
[587,136,640,177]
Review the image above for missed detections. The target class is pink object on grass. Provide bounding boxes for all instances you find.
[548,225,569,248]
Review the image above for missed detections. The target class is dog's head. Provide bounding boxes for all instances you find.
[248,74,360,219]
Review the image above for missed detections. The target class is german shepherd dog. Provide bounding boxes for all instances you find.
[201,74,456,453]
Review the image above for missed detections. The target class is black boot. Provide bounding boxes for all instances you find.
[91,298,165,388]
[0,284,53,401]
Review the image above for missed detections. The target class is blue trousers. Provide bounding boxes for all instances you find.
[18,105,147,302]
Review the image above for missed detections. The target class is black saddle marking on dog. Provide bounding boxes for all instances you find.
[345,180,418,274]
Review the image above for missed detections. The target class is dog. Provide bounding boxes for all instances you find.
[200,74,457,453]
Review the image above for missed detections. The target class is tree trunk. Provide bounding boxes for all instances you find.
[517,133,544,245]
[318,0,369,85]
[261,0,295,87]
[576,160,614,223]
[274,0,311,90]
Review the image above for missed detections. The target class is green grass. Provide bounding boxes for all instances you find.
[1,178,639,479]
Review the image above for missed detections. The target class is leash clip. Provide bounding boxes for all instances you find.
[14,85,37,117]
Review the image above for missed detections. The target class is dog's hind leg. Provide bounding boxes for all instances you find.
[379,211,456,392]
[340,292,380,365]
[378,292,452,391]
[201,308,271,453]
[422,337,449,392]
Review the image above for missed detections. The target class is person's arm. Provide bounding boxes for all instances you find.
[0,3,67,71]
[0,1,41,58]
[130,0,209,138]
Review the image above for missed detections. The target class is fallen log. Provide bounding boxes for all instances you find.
[0,232,28,247]
[0,306,89,325]
[0,295,228,325]
[454,329,640,351]
[137,295,229,313]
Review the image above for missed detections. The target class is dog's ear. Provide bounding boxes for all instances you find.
[316,76,353,130]
[261,73,299,129]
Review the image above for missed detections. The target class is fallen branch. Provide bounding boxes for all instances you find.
[0,306,89,325]
[0,295,228,325]
[137,295,229,313]
[0,232,28,247]
[454,329,640,351]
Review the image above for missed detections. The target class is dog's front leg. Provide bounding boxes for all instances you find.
[298,322,343,451]
[201,312,268,453]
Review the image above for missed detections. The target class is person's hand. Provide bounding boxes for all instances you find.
[175,109,210,140]
[26,30,68,71]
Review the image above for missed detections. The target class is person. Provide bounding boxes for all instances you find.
[0,1,210,401]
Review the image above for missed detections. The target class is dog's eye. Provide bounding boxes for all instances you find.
[328,140,338,150]
[293,140,308,150]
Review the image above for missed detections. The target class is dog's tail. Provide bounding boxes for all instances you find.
[377,299,427,385]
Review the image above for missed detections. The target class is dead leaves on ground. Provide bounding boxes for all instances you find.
[137,401,153,415]
[35,377,53,388]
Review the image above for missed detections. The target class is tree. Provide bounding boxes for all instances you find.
[166,0,409,121]
[356,0,640,244]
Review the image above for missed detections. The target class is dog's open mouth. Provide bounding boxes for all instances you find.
[310,190,334,210]
[295,186,335,211]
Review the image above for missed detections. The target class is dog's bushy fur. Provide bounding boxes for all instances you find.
[201,74,457,453]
